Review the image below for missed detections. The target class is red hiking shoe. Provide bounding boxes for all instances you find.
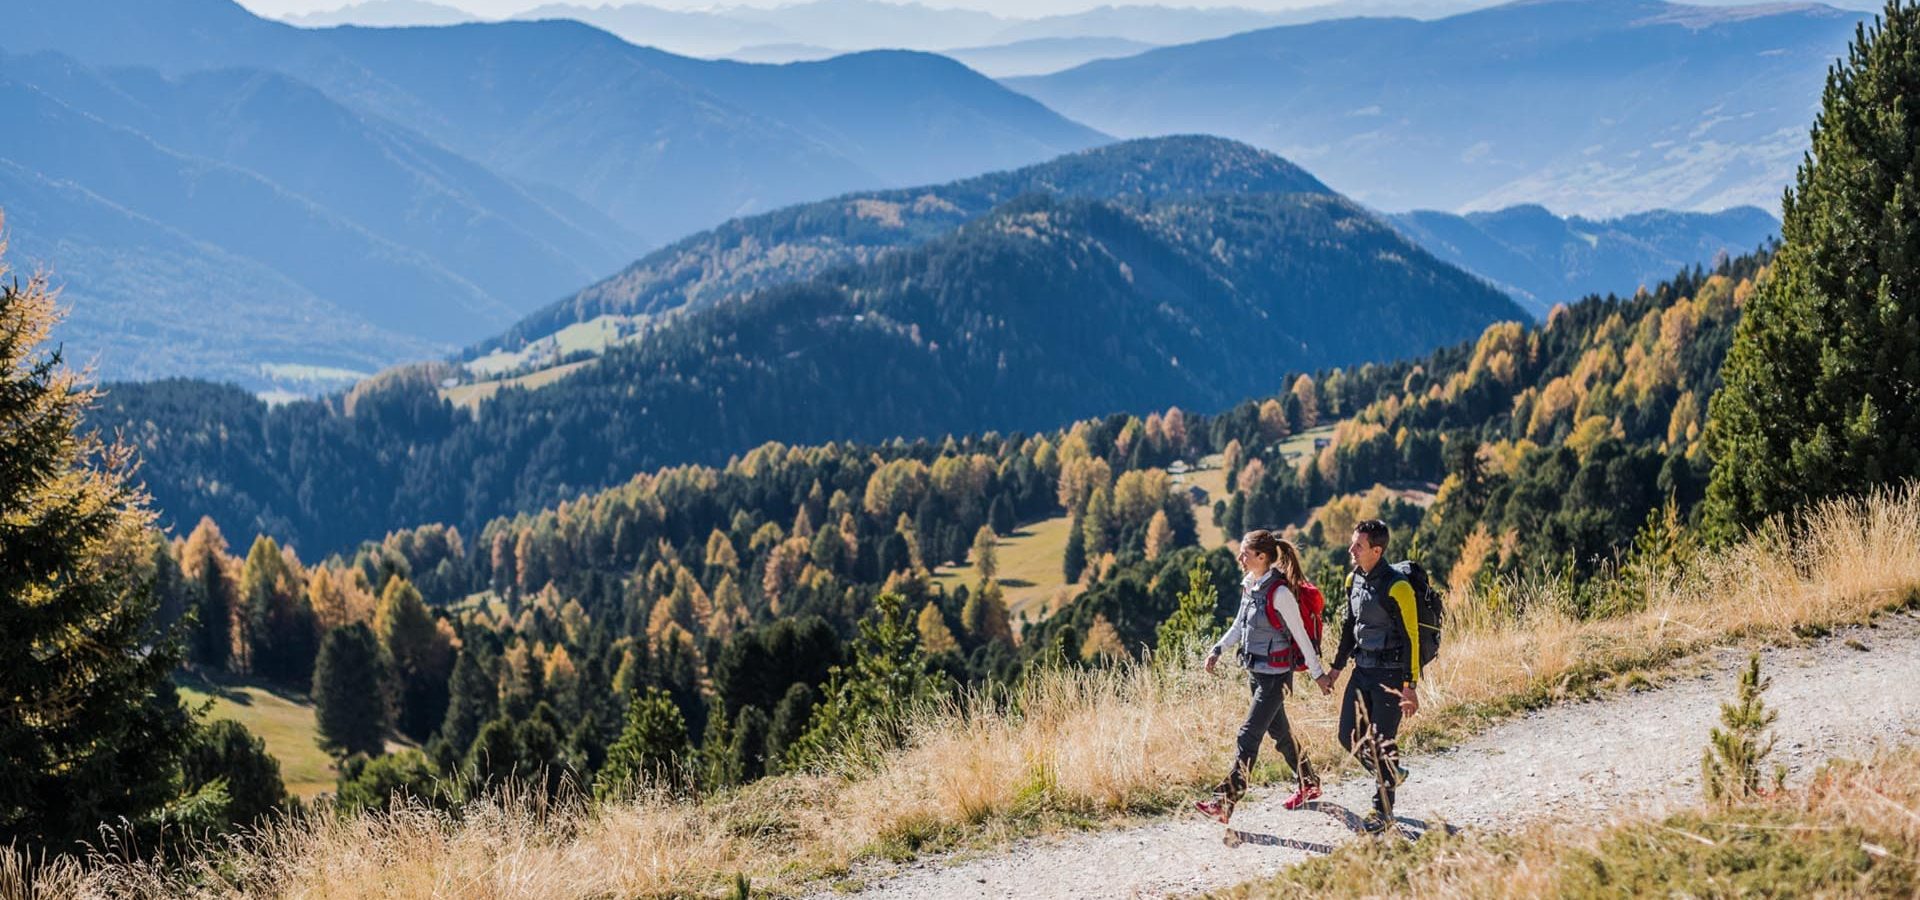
[1194,796,1235,823]
[1281,781,1322,810]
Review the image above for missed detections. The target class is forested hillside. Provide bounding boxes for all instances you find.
[97,188,1519,555]
[482,135,1330,353]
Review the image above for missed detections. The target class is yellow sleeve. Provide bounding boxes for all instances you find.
[1390,579,1420,685]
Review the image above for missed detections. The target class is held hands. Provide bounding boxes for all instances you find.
[1204,650,1219,675]
[1382,683,1420,717]
[1314,672,1335,695]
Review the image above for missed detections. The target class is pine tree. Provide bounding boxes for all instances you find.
[180,719,287,827]
[784,594,944,771]
[1156,560,1219,662]
[598,687,690,797]
[765,683,817,773]
[728,705,772,783]
[441,645,498,755]
[1705,2,1920,535]
[1083,487,1114,555]
[313,623,390,758]
[988,494,1017,538]
[1702,654,1781,804]
[0,248,195,851]
[1063,513,1088,583]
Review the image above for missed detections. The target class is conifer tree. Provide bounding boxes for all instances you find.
[1702,654,1781,804]
[441,645,497,754]
[1156,561,1219,662]
[180,516,239,670]
[0,242,195,849]
[375,577,453,740]
[1706,2,1920,534]
[1144,510,1174,561]
[1083,487,1114,555]
[597,687,690,797]
[313,623,390,758]
[180,719,287,827]
[1063,513,1088,583]
[916,602,959,655]
[784,594,944,771]
[240,535,317,685]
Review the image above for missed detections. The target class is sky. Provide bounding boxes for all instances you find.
[235,0,1359,19]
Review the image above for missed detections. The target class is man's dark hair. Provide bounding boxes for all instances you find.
[1354,519,1390,551]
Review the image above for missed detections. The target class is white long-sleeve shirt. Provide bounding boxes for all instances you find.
[1209,570,1327,679]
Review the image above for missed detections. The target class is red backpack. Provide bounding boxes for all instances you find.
[1260,578,1325,672]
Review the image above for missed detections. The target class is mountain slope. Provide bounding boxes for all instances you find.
[1009,0,1866,214]
[484,135,1333,352]
[0,0,1113,248]
[1389,204,1779,316]
[0,50,640,386]
[91,188,1519,553]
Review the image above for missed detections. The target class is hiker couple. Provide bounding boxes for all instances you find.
[1195,520,1428,836]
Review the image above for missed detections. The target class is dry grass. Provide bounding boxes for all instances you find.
[1228,746,1920,899]
[11,485,1920,899]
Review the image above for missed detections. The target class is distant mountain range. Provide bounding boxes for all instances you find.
[286,0,477,27]
[311,1,1489,71]
[1010,0,1868,215]
[1389,205,1779,316]
[0,0,1107,388]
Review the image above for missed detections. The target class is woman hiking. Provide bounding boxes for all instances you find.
[1195,529,1335,824]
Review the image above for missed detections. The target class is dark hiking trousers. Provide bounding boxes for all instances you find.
[1219,670,1315,800]
[1337,666,1406,816]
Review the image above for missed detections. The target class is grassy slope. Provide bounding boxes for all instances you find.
[175,673,339,799]
[931,451,1244,625]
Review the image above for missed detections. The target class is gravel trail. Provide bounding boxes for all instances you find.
[819,612,1920,899]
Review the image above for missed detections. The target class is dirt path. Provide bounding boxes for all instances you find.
[821,611,1920,899]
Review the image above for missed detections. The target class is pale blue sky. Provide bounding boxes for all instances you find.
[237,0,1350,19]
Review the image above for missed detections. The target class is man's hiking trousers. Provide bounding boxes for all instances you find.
[1338,665,1406,816]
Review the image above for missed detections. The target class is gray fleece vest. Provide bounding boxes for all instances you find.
[1232,571,1297,674]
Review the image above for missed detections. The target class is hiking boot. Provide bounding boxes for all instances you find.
[1359,809,1393,835]
[1195,795,1235,824]
[1280,781,1322,810]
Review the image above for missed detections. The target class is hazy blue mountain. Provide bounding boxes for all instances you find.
[484,135,1334,352]
[513,2,792,56]
[286,1,478,27]
[1389,204,1779,316]
[0,50,640,387]
[728,0,1007,49]
[1010,0,1867,215]
[721,42,842,63]
[990,4,1296,43]
[942,37,1158,78]
[0,159,432,390]
[0,0,1111,247]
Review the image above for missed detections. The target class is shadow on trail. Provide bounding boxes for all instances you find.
[1296,800,1459,841]
[1221,830,1334,853]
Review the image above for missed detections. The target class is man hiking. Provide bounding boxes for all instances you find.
[1195,529,1335,824]
[1327,518,1420,835]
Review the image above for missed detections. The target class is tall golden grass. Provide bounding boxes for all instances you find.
[10,484,1920,899]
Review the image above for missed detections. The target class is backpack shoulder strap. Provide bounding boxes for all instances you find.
[1260,578,1287,631]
